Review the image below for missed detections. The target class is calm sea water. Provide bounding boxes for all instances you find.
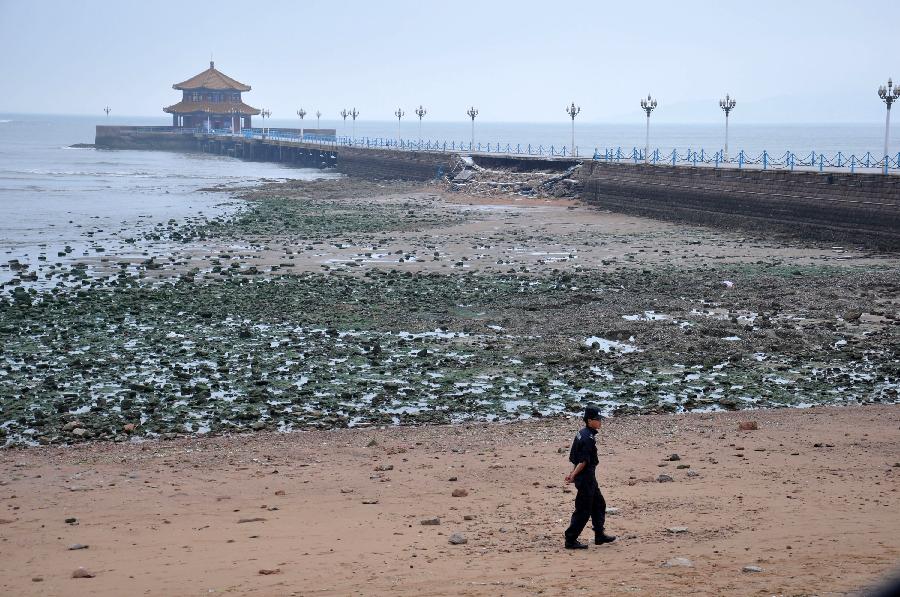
[0,114,332,278]
[0,113,894,271]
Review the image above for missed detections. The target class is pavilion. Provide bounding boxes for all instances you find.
[164,62,260,131]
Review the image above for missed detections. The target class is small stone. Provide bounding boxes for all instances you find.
[463,515,476,521]
[448,476,458,482]
[123,423,136,433]
[448,533,467,545]
[605,507,620,516]
[666,454,681,461]
[274,490,285,496]
[340,488,354,493]
[742,565,764,573]
[237,517,267,523]
[676,464,690,469]
[258,568,281,575]
[72,567,95,578]
[666,527,689,534]
[68,543,89,550]
[31,577,43,582]
[374,464,394,471]
[661,557,693,568]
[738,421,758,431]
[65,517,77,524]
[362,499,379,505]
[72,428,87,437]
[657,474,674,483]
[451,488,468,497]
[420,517,441,525]
[686,470,699,478]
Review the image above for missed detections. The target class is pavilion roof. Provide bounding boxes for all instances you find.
[163,100,260,115]
[173,62,251,91]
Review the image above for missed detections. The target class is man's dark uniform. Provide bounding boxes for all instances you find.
[564,424,608,545]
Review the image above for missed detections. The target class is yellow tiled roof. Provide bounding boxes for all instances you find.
[163,100,260,115]
[173,62,251,91]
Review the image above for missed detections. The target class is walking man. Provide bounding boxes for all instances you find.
[564,406,616,549]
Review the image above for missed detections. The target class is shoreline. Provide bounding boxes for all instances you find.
[1,403,898,596]
[2,177,900,446]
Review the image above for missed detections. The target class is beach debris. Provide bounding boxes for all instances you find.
[721,280,734,289]
[742,565,764,573]
[463,515,476,521]
[68,544,89,550]
[362,499,379,505]
[65,518,78,524]
[605,507,620,516]
[657,474,674,483]
[420,517,441,525]
[448,533,468,545]
[237,517,267,523]
[661,557,693,568]
[71,567,95,579]
[666,527,689,534]
[258,568,281,575]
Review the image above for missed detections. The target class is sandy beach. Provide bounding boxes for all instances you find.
[1,404,899,596]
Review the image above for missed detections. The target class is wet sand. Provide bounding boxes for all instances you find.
[1,404,899,596]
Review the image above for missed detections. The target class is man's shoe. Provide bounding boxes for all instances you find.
[564,539,589,550]
[595,533,617,545]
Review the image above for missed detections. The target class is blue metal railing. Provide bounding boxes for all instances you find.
[182,128,900,174]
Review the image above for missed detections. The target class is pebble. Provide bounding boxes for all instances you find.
[742,565,764,573]
[374,464,394,471]
[666,527,689,534]
[463,515,476,521]
[237,517,267,523]
[661,557,693,568]
[31,577,43,582]
[451,488,468,497]
[665,454,681,461]
[605,507,620,515]
[686,470,699,478]
[340,488,354,493]
[420,517,441,525]
[448,533,468,545]
[258,568,281,575]
[68,543,89,550]
[72,567,95,579]
[65,517,77,524]
[362,499,379,505]
[657,474,674,483]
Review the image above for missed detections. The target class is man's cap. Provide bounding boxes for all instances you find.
[583,406,605,421]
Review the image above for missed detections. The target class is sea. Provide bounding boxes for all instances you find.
[0,112,895,282]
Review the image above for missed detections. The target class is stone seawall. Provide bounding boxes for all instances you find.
[333,146,457,181]
[577,161,900,249]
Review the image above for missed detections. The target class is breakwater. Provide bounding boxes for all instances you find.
[95,126,900,248]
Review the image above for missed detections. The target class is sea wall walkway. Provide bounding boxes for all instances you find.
[95,126,900,248]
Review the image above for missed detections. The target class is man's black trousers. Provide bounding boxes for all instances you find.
[564,477,606,542]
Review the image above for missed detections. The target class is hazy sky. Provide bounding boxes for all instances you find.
[1,0,897,123]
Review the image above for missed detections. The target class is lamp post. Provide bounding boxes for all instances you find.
[296,108,306,137]
[350,108,359,141]
[467,106,478,148]
[719,94,736,162]
[316,110,322,133]
[640,94,657,163]
[104,106,111,118]
[395,108,404,141]
[340,108,349,138]
[260,108,271,136]
[566,102,580,155]
[414,105,427,143]
[878,78,900,161]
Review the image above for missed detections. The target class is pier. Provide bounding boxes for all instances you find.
[95,125,900,249]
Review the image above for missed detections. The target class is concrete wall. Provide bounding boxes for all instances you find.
[577,161,900,248]
[96,126,199,151]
